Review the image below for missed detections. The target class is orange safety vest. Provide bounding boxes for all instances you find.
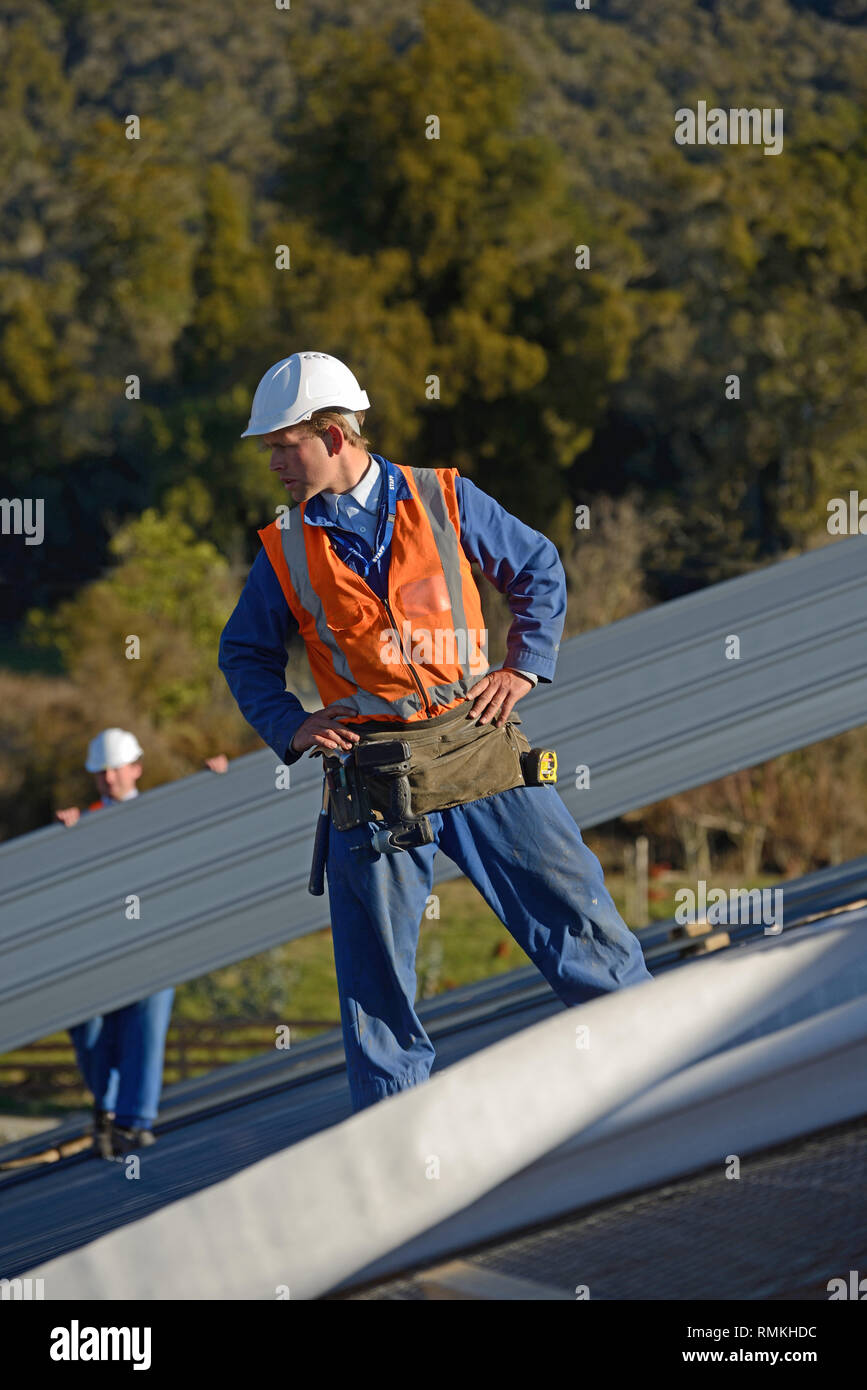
[258,463,489,726]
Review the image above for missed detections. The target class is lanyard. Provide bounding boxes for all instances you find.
[327,457,396,578]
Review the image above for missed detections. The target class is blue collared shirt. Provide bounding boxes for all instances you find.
[316,452,381,533]
[219,454,566,763]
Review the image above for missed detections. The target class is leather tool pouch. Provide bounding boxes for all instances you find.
[352,699,532,819]
[323,756,374,832]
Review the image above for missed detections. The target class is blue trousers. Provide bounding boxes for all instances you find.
[325,784,652,1112]
[68,988,175,1129]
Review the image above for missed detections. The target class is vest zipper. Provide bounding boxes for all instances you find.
[379,589,433,716]
[327,534,433,716]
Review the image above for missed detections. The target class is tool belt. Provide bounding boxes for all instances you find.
[341,697,532,820]
[309,698,558,880]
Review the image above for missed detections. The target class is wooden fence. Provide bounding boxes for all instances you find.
[0,1017,339,1100]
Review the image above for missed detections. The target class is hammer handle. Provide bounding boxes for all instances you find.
[308,780,330,896]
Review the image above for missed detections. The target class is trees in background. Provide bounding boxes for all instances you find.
[2,0,866,852]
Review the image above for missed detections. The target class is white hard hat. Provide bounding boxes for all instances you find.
[241,351,370,438]
[85,728,144,773]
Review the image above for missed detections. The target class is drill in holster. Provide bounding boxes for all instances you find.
[325,739,435,856]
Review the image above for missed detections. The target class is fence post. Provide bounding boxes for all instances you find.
[633,835,649,926]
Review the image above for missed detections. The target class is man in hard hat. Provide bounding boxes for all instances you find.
[219,351,653,1112]
[56,729,175,1159]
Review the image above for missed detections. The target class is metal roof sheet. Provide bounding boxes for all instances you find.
[1,536,865,1052]
[19,912,867,1298]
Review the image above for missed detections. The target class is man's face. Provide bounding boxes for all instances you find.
[95,761,142,801]
[262,425,335,504]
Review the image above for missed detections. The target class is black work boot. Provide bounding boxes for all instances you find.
[111,1125,157,1158]
[92,1108,116,1161]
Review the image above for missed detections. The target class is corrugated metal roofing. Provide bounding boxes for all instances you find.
[19,911,867,1298]
[3,851,864,1169]
[2,877,864,1284]
[1,535,865,1053]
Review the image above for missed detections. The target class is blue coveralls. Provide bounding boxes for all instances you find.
[219,454,652,1111]
[68,794,175,1130]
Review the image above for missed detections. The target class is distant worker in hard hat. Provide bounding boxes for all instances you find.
[56,728,175,1160]
[219,352,653,1113]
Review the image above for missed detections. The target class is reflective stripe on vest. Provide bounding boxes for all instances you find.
[258,464,490,725]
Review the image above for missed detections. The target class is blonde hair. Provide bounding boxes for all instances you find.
[305,408,371,452]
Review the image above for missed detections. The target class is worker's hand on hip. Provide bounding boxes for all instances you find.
[55,807,81,826]
[291,703,363,755]
[468,668,533,727]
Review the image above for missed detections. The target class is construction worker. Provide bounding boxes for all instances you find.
[56,728,175,1159]
[219,351,653,1113]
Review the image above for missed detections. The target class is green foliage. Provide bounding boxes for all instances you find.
[1,0,866,734]
[178,166,272,379]
[275,0,629,536]
[528,0,867,575]
[25,506,238,727]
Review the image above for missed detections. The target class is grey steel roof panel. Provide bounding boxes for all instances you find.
[522,537,867,825]
[1,899,863,1280]
[0,537,865,1052]
[19,914,867,1298]
[5,850,865,1170]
